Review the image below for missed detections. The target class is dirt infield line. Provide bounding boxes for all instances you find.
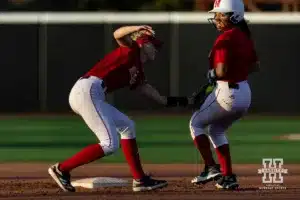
[0,163,299,200]
[0,163,299,178]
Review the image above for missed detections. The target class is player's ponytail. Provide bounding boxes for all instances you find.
[226,12,252,38]
[236,19,252,38]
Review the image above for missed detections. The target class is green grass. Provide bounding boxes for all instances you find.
[0,115,299,163]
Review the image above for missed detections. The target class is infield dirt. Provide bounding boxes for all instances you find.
[0,163,299,200]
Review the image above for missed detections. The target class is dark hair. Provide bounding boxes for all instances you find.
[226,12,252,38]
[236,19,251,38]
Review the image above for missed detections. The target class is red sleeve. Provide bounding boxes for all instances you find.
[214,38,230,64]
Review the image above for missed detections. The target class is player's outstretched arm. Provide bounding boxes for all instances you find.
[136,83,193,107]
[136,83,167,105]
[113,25,154,47]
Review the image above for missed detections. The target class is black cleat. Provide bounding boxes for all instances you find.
[191,164,222,185]
[215,174,239,190]
[48,163,75,192]
[132,175,168,192]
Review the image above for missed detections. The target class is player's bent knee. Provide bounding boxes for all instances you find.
[119,120,136,139]
[99,138,119,156]
[190,125,205,140]
[189,118,205,140]
[207,133,228,148]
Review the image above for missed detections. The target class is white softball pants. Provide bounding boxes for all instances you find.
[68,76,136,155]
[190,80,251,148]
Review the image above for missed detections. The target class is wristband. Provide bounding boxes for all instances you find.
[208,69,217,79]
[207,69,217,84]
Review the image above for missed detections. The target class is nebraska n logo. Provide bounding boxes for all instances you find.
[214,0,221,8]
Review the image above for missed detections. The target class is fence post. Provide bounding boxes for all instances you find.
[104,23,115,105]
[38,24,48,112]
[169,13,180,96]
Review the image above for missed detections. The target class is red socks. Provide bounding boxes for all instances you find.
[59,144,105,172]
[194,134,233,176]
[121,139,145,180]
[193,134,216,166]
[58,139,146,180]
[216,144,232,176]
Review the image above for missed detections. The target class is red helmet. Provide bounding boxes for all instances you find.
[136,34,163,50]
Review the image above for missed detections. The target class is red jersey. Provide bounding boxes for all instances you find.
[209,27,258,83]
[85,42,146,93]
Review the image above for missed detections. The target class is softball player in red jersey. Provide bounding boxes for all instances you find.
[48,25,186,192]
[190,0,260,190]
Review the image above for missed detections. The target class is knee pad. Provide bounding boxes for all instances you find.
[189,114,205,140]
[119,120,136,139]
[207,126,228,148]
[99,137,119,156]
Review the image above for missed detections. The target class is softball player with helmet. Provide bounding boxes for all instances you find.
[190,0,259,190]
[48,25,188,192]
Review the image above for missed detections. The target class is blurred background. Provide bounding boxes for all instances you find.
[1,0,300,113]
[2,0,300,12]
[0,1,299,164]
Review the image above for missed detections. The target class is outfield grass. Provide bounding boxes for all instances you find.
[0,115,299,163]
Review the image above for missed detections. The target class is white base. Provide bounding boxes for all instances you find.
[71,177,129,189]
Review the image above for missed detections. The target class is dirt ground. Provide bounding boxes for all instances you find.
[0,163,299,200]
